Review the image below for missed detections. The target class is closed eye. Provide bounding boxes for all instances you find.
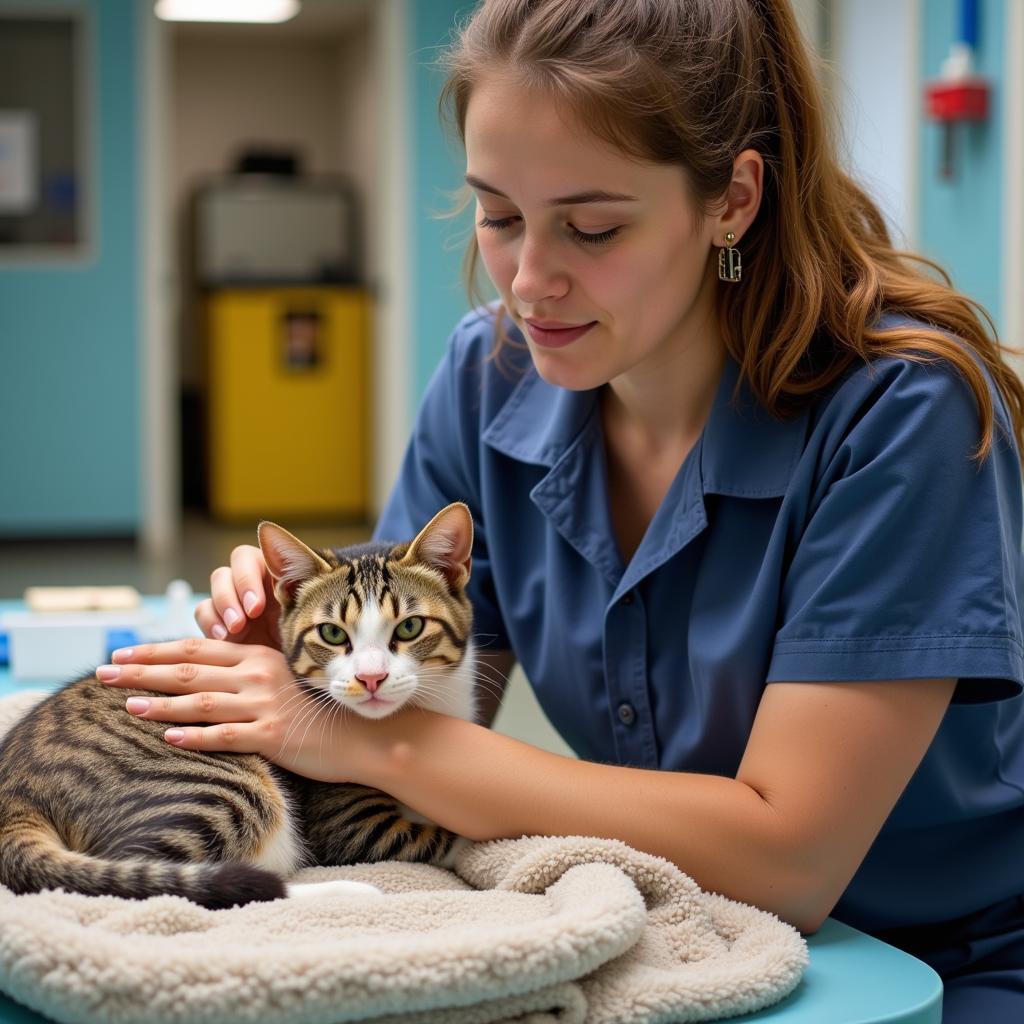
[477,215,620,246]
[568,225,619,245]
[478,214,518,231]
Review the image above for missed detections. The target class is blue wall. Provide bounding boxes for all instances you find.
[0,0,139,536]
[410,1,479,397]
[919,0,1006,330]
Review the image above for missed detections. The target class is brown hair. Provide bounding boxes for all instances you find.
[439,0,1024,464]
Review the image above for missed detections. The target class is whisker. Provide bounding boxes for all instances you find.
[416,659,509,689]
[272,688,323,723]
[273,696,323,762]
[299,695,337,762]
[274,685,317,713]
[403,680,461,715]
[267,678,313,710]
[295,694,332,773]
[273,690,332,762]
[318,698,341,772]
[411,675,482,703]
[416,667,505,702]
[270,675,312,699]
[469,663,513,688]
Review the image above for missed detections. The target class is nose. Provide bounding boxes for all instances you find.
[511,232,569,306]
[355,671,388,694]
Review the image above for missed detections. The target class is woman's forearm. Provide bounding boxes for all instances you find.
[363,709,819,930]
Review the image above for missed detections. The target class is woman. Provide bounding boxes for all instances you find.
[100,1,1024,1017]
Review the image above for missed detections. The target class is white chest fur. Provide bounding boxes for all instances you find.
[251,785,307,875]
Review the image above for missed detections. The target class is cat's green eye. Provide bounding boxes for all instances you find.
[317,623,349,646]
[394,616,425,642]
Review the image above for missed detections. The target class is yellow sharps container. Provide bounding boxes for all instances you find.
[206,286,369,521]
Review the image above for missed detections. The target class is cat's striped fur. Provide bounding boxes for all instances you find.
[0,503,477,908]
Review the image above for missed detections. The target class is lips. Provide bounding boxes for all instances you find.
[523,319,597,349]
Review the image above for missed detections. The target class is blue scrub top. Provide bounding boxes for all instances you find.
[375,307,1024,935]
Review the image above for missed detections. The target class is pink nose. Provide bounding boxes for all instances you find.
[356,672,388,694]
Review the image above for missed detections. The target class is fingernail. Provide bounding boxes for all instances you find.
[96,665,121,681]
[211,624,228,640]
[111,648,133,662]
[165,729,185,744]
[126,697,150,715]
[224,608,241,629]
[243,591,259,615]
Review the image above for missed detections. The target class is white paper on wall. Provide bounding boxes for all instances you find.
[0,111,38,213]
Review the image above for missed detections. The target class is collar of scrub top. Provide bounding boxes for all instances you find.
[480,310,928,490]
[481,323,811,596]
[481,327,810,494]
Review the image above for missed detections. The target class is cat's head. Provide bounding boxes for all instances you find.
[256,504,474,720]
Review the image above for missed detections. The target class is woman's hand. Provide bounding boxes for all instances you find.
[95,639,375,784]
[195,544,282,649]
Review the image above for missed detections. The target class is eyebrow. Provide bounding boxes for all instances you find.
[465,174,638,206]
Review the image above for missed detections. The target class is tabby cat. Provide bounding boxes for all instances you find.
[0,503,477,908]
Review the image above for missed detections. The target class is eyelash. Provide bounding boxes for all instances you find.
[477,215,619,246]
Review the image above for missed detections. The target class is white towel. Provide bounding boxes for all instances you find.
[0,689,807,1024]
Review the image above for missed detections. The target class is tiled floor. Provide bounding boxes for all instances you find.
[0,512,373,599]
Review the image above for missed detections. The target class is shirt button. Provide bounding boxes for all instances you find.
[621,592,634,605]
[617,701,636,726]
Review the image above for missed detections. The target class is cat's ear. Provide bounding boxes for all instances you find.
[402,503,474,591]
[258,521,333,606]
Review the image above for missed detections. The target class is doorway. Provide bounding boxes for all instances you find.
[140,0,412,557]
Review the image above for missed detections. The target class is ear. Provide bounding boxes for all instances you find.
[401,503,474,591]
[257,521,333,607]
[714,147,763,246]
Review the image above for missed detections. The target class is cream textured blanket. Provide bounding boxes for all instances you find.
[0,690,807,1024]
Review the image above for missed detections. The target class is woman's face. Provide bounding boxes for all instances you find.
[464,74,721,392]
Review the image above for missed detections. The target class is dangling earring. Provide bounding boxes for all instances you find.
[718,231,742,283]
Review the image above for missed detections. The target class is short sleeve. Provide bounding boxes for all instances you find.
[767,356,1024,703]
[373,317,512,652]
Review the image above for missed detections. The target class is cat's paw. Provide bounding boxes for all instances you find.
[286,879,383,899]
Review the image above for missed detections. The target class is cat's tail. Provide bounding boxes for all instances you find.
[0,810,286,909]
